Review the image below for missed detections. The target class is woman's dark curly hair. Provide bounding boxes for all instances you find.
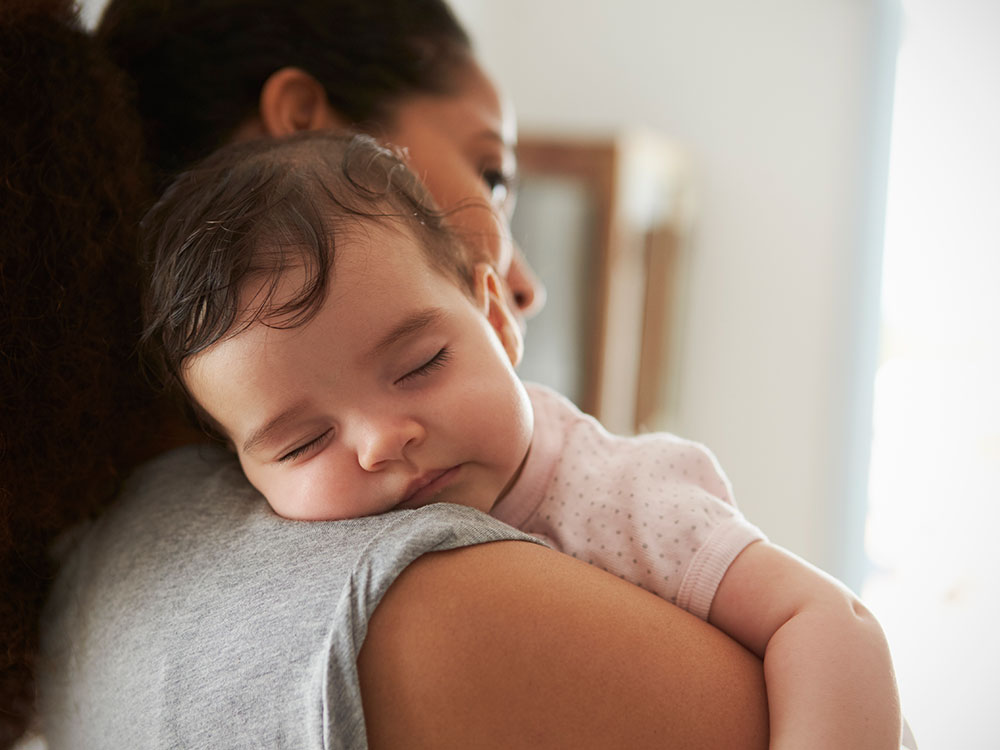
[0,0,157,745]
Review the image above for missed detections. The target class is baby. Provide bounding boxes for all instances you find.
[142,132,901,749]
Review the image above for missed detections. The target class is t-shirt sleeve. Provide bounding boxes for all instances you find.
[321,503,546,749]
[39,444,543,750]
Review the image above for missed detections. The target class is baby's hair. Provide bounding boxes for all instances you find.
[140,131,479,412]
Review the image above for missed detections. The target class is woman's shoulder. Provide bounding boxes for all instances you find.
[113,441,265,527]
[39,445,540,748]
[112,444,540,565]
[49,443,540,618]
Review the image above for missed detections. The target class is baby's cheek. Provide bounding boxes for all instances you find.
[244,459,357,521]
[284,461,371,521]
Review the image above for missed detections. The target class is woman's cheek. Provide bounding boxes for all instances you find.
[454,200,513,276]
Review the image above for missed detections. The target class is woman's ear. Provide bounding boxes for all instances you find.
[474,263,524,367]
[258,67,345,137]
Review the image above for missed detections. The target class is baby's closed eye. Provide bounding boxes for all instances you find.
[279,428,334,463]
[395,346,452,386]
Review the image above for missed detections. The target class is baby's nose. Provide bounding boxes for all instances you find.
[355,415,424,471]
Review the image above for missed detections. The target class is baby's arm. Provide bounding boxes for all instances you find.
[709,541,900,750]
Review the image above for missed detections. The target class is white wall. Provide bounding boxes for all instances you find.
[452,0,898,583]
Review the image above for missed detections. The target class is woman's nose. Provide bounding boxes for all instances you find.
[508,245,546,319]
[354,414,424,472]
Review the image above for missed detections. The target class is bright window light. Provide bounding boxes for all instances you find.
[862,1,1000,748]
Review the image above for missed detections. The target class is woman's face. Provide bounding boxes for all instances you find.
[376,62,545,322]
[239,60,544,323]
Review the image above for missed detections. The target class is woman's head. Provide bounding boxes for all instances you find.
[98,0,544,317]
[98,0,471,179]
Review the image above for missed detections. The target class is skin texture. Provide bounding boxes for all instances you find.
[359,540,771,750]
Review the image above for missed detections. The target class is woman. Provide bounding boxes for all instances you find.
[98,0,544,319]
[5,1,769,747]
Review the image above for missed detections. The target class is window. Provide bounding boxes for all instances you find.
[862,2,1000,746]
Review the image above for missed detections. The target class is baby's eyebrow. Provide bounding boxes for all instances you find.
[369,308,445,359]
[242,401,310,457]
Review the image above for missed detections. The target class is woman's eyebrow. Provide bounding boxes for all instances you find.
[369,308,445,359]
[474,128,518,163]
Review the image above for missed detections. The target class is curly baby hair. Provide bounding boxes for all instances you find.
[140,132,481,425]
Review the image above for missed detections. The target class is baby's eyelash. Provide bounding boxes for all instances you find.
[396,347,452,385]
[275,350,452,461]
[278,428,332,463]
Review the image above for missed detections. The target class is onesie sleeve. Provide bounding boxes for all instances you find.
[39,445,543,750]
[555,435,765,621]
[512,386,766,622]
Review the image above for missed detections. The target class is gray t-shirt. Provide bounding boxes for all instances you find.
[39,444,540,749]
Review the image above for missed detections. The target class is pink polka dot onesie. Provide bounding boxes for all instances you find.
[490,384,767,621]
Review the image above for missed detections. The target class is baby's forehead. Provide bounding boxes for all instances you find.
[322,211,473,289]
[287,212,440,275]
[239,216,459,318]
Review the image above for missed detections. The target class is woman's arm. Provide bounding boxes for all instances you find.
[359,540,769,749]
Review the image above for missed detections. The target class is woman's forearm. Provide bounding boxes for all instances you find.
[359,540,769,749]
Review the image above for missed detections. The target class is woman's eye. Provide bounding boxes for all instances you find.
[396,347,452,385]
[482,168,515,206]
[278,429,332,463]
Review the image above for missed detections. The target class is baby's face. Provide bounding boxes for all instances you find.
[182,224,533,520]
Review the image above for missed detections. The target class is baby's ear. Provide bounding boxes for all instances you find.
[258,67,345,137]
[474,263,523,367]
